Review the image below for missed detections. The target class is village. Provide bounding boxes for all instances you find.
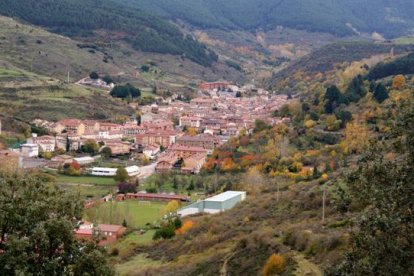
[0,81,290,245]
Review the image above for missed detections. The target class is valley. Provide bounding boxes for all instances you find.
[0,1,413,276]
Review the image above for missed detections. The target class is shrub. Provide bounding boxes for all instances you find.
[262,254,286,276]
[89,71,99,80]
[110,248,119,256]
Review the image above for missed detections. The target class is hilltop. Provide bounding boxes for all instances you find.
[0,0,217,67]
[0,16,244,91]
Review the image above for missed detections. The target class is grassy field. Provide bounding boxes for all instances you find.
[57,175,116,185]
[84,200,167,228]
[394,36,414,45]
[60,183,115,199]
[116,253,162,276]
[109,230,155,259]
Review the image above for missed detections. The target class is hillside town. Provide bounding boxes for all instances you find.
[1,82,290,177]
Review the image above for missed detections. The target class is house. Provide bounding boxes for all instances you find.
[190,97,214,108]
[179,116,202,128]
[20,144,39,157]
[83,120,100,133]
[181,153,206,174]
[58,119,86,135]
[74,221,94,241]
[199,82,229,91]
[178,191,246,217]
[103,141,131,155]
[136,130,179,148]
[125,165,140,177]
[143,145,160,159]
[98,130,123,140]
[168,144,207,159]
[51,154,74,164]
[31,135,56,152]
[96,224,126,244]
[74,156,95,166]
[123,123,146,137]
[176,134,220,155]
[155,160,174,172]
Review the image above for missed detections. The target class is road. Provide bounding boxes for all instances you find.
[139,163,157,180]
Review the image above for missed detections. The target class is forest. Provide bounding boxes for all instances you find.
[119,0,414,38]
[368,52,414,80]
[0,0,218,66]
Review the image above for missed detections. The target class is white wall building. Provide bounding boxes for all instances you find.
[20,144,39,158]
[91,165,140,177]
[178,191,246,217]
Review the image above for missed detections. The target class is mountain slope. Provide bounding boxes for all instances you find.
[0,0,217,66]
[118,0,414,38]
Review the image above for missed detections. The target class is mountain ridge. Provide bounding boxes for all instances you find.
[117,0,414,38]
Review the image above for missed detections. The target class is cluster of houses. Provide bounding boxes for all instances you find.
[74,221,126,245]
[3,81,290,175]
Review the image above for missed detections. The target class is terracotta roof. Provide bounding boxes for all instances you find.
[97,224,123,233]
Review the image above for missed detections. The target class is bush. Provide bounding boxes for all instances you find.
[110,248,119,256]
[89,71,99,80]
[262,254,286,276]
[110,84,141,99]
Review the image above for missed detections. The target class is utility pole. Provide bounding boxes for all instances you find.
[322,185,326,223]
[276,181,280,202]
[67,71,70,83]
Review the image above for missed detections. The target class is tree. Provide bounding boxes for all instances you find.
[392,74,406,90]
[344,75,366,103]
[262,254,286,276]
[114,167,128,182]
[101,147,112,158]
[164,200,180,214]
[327,105,414,276]
[110,84,141,99]
[117,182,136,194]
[102,75,113,84]
[373,83,389,103]
[340,121,370,154]
[254,119,269,133]
[0,171,113,275]
[89,71,99,80]
[325,115,341,131]
[324,85,342,113]
[82,139,99,155]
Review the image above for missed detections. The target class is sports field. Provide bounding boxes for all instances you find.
[84,200,166,228]
[57,175,116,186]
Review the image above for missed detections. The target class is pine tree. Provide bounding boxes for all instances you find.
[373,83,389,103]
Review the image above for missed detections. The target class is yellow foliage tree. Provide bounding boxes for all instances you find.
[164,200,180,214]
[325,115,341,131]
[340,121,370,154]
[304,119,316,129]
[392,74,406,90]
[262,254,286,276]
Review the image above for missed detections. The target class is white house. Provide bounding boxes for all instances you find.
[20,144,39,158]
[143,145,160,160]
[125,165,140,177]
[74,156,95,165]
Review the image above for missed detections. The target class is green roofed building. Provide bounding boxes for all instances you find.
[178,191,246,217]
